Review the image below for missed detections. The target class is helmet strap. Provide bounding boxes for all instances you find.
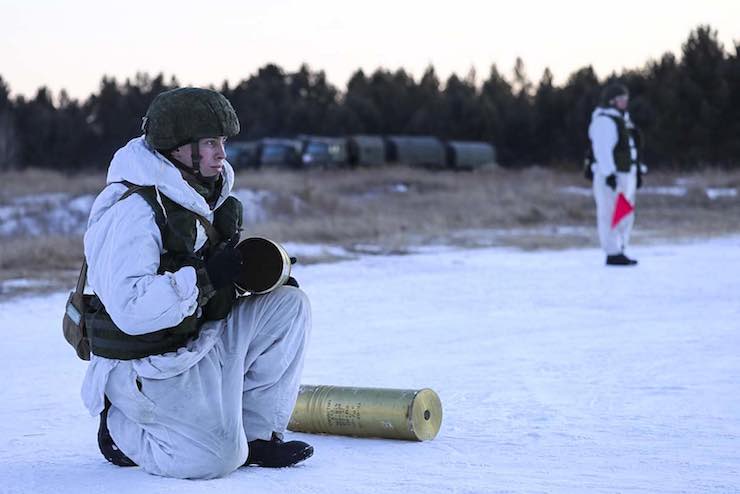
[190,142,203,178]
[166,142,218,185]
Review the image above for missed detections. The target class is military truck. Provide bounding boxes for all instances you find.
[384,136,446,168]
[300,136,348,168]
[225,141,261,169]
[445,141,497,170]
[259,138,303,168]
[347,135,386,167]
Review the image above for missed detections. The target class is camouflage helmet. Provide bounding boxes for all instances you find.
[600,82,629,107]
[142,87,240,150]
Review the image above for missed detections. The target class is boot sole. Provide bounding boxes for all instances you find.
[247,445,314,468]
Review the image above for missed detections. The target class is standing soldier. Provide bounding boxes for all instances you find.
[81,87,313,479]
[587,82,644,266]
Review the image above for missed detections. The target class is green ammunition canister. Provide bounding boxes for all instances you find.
[288,384,442,441]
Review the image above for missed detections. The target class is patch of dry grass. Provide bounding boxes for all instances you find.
[0,169,106,202]
[2,165,740,298]
[238,165,740,248]
[0,235,83,297]
[0,235,83,271]
[237,166,593,245]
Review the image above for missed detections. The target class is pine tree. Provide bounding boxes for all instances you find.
[0,76,18,170]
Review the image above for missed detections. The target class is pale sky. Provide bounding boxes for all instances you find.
[1,0,738,100]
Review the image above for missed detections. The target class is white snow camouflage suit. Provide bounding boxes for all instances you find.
[588,107,639,256]
[81,136,311,479]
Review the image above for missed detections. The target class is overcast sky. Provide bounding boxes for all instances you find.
[1,0,738,100]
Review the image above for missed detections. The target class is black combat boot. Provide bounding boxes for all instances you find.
[98,397,137,467]
[245,432,313,468]
[606,253,638,266]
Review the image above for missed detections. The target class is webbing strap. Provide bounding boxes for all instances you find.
[195,215,221,246]
[74,261,87,294]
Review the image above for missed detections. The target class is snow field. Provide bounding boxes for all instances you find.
[0,238,738,493]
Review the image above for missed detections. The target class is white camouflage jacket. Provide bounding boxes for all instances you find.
[81,136,236,416]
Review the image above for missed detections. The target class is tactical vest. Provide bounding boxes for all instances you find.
[86,185,243,360]
[598,112,642,172]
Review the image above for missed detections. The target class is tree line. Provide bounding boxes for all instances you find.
[0,25,737,171]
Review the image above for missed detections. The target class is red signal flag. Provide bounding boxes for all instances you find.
[611,193,634,228]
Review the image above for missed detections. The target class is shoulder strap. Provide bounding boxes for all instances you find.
[605,114,622,125]
[119,181,167,236]
[74,259,88,295]
[194,215,221,246]
[119,181,149,201]
[599,113,625,130]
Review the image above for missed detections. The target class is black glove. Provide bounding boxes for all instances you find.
[284,276,300,288]
[636,171,643,189]
[605,174,617,191]
[205,235,242,290]
[284,257,299,287]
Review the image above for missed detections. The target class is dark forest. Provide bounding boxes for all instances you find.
[0,26,737,171]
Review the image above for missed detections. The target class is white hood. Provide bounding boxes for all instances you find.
[106,136,235,218]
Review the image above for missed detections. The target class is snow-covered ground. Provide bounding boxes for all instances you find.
[1,238,738,493]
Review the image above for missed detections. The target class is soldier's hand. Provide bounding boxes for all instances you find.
[605,173,617,191]
[284,276,300,288]
[205,235,242,290]
[284,257,299,287]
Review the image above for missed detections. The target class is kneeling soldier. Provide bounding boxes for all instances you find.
[81,87,313,479]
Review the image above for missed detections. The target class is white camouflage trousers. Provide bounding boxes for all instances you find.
[593,166,637,256]
[103,286,311,479]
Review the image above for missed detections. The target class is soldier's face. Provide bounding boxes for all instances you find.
[172,137,228,177]
[614,95,629,111]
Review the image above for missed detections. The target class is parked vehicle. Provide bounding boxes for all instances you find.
[229,135,497,172]
[445,141,497,170]
[225,141,260,169]
[259,138,303,168]
[347,135,386,167]
[385,136,446,168]
[300,137,348,168]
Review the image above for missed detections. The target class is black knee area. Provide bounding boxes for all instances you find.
[98,396,137,467]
